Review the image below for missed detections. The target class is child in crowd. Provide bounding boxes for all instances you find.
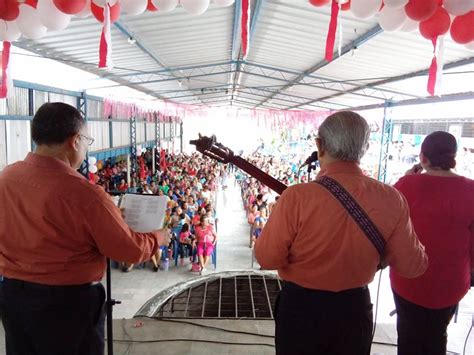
[251,206,267,248]
[178,223,195,265]
[194,215,217,275]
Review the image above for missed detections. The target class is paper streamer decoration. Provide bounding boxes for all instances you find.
[241,0,250,57]
[325,0,340,61]
[98,4,113,69]
[0,41,12,98]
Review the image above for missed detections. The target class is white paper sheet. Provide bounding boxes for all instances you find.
[120,194,168,233]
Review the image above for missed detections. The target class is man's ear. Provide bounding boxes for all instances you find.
[315,138,324,157]
[67,133,81,152]
[420,152,428,165]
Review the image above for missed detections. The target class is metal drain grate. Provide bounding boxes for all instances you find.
[156,275,282,319]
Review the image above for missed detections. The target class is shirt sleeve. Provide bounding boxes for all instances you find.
[84,190,160,264]
[255,187,297,269]
[385,191,428,278]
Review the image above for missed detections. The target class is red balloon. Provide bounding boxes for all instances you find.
[91,2,121,23]
[340,0,351,11]
[24,0,38,8]
[53,0,87,15]
[419,7,451,40]
[405,0,437,21]
[450,11,474,44]
[0,0,19,21]
[147,0,158,11]
[309,0,330,6]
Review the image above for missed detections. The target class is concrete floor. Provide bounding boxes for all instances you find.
[0,176,472,354]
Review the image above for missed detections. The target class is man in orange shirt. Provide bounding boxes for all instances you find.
[255,111,428,355]
[0,103,170,355]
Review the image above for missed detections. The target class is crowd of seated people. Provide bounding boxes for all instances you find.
[94,150,223,274]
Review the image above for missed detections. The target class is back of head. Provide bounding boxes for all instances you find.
[421,131,457,170]
[31,102,84,146]
[318,111,370,162]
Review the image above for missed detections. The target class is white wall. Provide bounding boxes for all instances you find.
[5,120,31,165]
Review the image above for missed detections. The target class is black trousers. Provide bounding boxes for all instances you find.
[275,282,373,355]
[0,278,106,355]
[393,291,457,355]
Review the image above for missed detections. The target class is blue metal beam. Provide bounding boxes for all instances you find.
[123,70,234,86]
[291,56,474,110]
[97,61,235,80]
[255,25,383,108]
[351,91,474,112]
[14,80,82,97]
[114,21,197,102]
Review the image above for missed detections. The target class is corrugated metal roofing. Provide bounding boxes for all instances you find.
[14,0,474,110]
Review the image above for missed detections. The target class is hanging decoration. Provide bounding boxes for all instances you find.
[419,6,450,95]
[450,11,474,44]
[325,0,340,61]
[91,1,121,22]
[0,41,12,98]
[0,0,472,101]
[350,0,382,19]
[151,0,178,12]
[98,3,113,69]
[37,0,71,31]
[146,0,158,12]
[53,0,87,15]
[181,0,210,16]
[120,0,148,16]
[0,0,19,21]
[241,0,250,58]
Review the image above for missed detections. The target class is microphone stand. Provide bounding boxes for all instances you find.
[307,162,314,182]
[106,258,121,355]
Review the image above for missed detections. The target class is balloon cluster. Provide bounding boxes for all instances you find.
[0,0,236,41]
[309,0,474,49]
[88,156,98,173]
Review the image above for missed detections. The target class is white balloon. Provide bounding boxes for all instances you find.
[466,41,474,51]
[88,165,98,173]
[88,156,97,165]
[399,16,418,32]
[37,0,71,31]
[443,0,474,16]
[92,0,118,6]
[383,0,408,9]
[17,5,48,40]
[181,0,210,15]
[379,6,407,32]
[120,0,148,15]
[214,0,235,6]
[351,0,382,19]
[151,0,178,12]
[0,20,21,42]
[76,0,92,18]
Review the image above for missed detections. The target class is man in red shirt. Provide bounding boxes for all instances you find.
[0,103,170,355]
[256,111,428,355]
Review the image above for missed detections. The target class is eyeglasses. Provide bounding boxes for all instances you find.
[79,134,95,146]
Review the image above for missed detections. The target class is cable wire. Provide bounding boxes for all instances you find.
[372,268,383,340]
[142,317,275,339]
[463,324,473,355]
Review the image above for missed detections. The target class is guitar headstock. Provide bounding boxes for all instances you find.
[189,134,234,163]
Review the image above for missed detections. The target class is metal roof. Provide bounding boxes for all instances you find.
[14,0,474,110]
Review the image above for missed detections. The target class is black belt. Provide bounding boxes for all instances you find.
[283,281,368,296]
[1,277,100,291]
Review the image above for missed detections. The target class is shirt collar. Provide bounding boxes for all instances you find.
[25,152,83,177]
[317,161,363,178]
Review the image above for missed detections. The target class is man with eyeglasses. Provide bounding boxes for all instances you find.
[0,102,170,355]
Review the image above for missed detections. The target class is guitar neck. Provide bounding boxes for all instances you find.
[228,156,287,195]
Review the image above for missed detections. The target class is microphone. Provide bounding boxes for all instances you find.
[300,151,318,168]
